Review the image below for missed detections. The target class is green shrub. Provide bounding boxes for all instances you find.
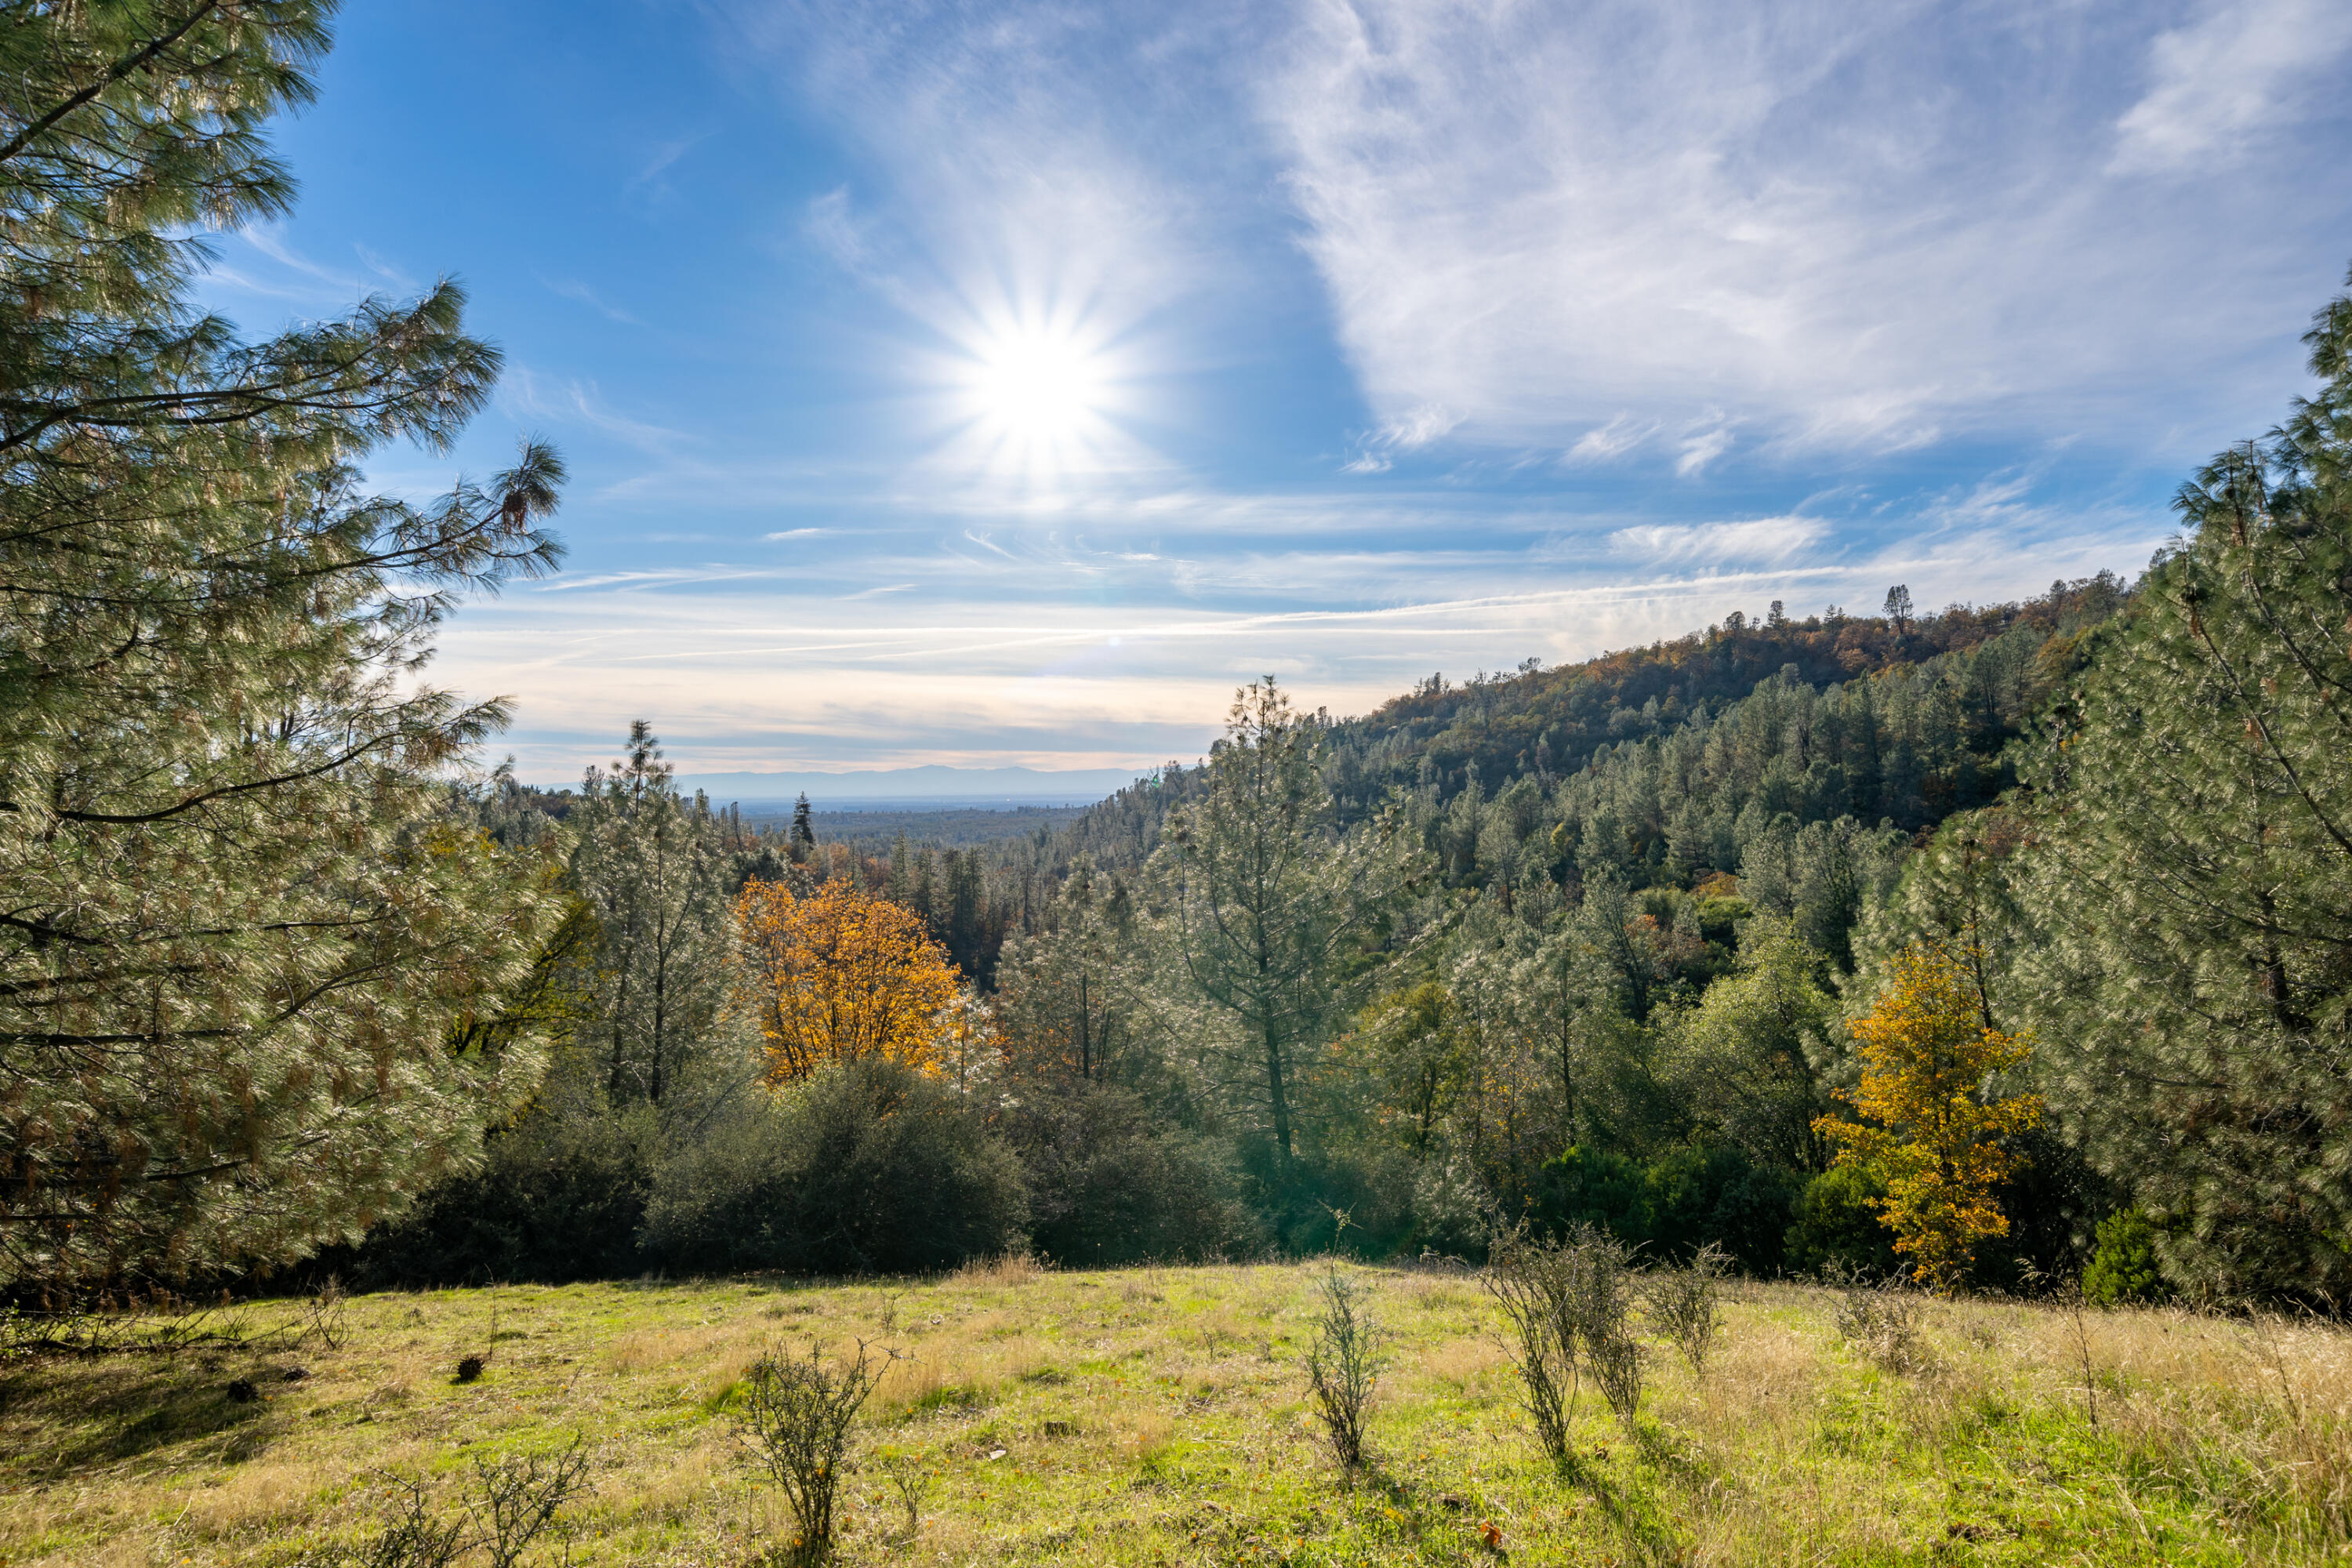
[1534,1145,1653,1245]
[1784,1165,1898,1279]
[1532,1144,1802,1272]
[2082,1208,2171,1306]
[644,1058,1028,1275]
[326,1101,659,1287]
[1000,1083,1263,1265]
[1644,1145,1804,1272]
[1238,1138,1419,1258]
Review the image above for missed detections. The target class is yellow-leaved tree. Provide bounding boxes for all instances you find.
[735,879,961,1083]
[1817,942,2043,1293]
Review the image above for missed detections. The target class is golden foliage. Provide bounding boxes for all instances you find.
[735,879,960,1083]
[1817,942,2044,1293]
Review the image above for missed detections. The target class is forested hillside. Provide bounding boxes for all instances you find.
[330,270,2350,1303]
[6,1,2350,1326]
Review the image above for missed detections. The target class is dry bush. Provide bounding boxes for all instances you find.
[298,1436,591,1568]
[1301,1270,1388,1473]
[1833,1277,1935,1376]
[301,1276,350,1352]
[1561,1228,1643,1430]
[1642,1242,1729,1377]
[1484,1224,1647,1457]
[951,1252,1042,1287]
[1483,1237,1573,1465]
[740,1339,887,1566]
[878,1454,932,1544]
[468,1444,595,1568]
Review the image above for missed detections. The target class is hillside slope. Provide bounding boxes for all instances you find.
[1040,572,2133,884]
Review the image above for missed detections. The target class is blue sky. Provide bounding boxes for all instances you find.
[205,0,2352,782]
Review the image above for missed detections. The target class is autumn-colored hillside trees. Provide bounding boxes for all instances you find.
[735,878,965,1083]
[1817,942,2043,1293]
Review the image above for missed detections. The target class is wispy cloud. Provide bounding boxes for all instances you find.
[1260,0,2348,463]
[539,275,643,325]
[1610,517,1825,565]
[244,227,362,290]
[503,368,693,455]
[627,132,711,194]
[1566,415,1661,465]
[1675,414,1737,477]
[2111,0,2352,174]
[352,245,417,292]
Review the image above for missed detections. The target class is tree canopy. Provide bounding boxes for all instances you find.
[0,0,568,1287]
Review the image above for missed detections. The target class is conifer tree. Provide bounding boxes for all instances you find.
[0,2,568,1285]
[1154,679,1413,1163]
[995,857,1142,1084]
[2013,268,2352,1295]
[1356,980,1464,1160]
[569,726,732,1107]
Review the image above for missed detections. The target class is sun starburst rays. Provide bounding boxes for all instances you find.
[936,304,1138,484]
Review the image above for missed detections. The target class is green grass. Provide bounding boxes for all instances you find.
[2,1261,2346,1565]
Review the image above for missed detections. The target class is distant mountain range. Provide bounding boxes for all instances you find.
[670,764,1152,810]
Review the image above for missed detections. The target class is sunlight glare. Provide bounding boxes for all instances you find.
[976,332,1098,438]
[952,310,1124,479]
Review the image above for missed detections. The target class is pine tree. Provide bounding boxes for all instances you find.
[0,2,568,1286]
[568,726,732,1107]
[1153,679,1413,1163]
[2012,268,2352,1296]
[1356,981,1464,1160]
[1882,584,1914,635]
[995,858,1142,1083]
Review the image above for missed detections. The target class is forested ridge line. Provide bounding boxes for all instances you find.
[992,570,2136,909]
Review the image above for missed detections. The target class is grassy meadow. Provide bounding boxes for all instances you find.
[2,1261,2347,1566]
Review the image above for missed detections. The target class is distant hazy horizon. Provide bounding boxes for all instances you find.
[569,763,1157,810]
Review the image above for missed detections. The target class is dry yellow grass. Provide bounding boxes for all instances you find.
[1,1265,2347,1565]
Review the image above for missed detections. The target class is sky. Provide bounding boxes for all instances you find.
[202,0,2352,786]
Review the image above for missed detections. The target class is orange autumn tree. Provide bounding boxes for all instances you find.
[1816,942,2044,1294]
[735,878,961,1083]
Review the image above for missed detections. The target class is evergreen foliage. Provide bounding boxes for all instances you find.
[1153,679,1415,1163]
[0,1,568,1287]
[995,1082,1261,1265]
[2008,270,2352,1298]
[314,1098,658,1289]
[570,726,732,1107]
[1782,1166,1900,1279]
[642,1057,1029,1276]
[993,858,1144,1084]
[2082,1209,2170,1308]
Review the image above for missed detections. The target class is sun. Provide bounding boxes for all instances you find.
[953,313,1119,474]
[973,328,1102,441]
